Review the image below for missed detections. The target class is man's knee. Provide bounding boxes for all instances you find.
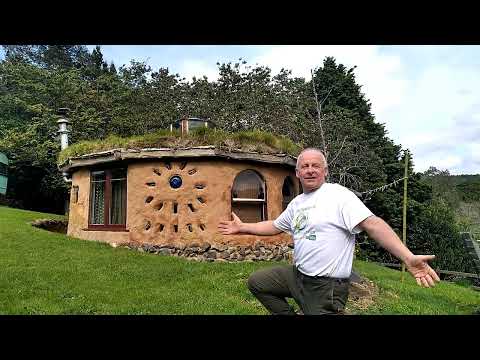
[247,266,290,294]
[247,271,262,294]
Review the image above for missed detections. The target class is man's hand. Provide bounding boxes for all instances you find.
[405,255,441,287]
[218,212,243,235]
[218,213,282,236]
[360,216,441,288]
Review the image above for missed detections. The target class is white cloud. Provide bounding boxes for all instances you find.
[441,155,463,169]
[376,61,480,175]
[251,45,408,117]
[177,60,219,82]
[396,101,480,174]
[414,152,463,173]
[470,144,480,163]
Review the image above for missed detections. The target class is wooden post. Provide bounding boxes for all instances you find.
[401,151,409,281]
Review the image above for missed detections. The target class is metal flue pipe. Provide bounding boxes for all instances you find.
[57,108,70,150]
[57,108,72,183]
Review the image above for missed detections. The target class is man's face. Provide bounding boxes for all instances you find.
[295,151,328,193]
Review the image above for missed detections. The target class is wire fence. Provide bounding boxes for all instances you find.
[352,176,407,201]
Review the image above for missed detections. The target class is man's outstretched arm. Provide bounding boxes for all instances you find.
[359,215,441,288]
[218,212,282,236]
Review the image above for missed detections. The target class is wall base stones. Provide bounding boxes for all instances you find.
[118,241,294,263]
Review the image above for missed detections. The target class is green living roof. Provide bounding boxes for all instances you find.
[58,128,302,171]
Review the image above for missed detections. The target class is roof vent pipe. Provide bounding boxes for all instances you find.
[57,108,70,150]
[57,108,72,183]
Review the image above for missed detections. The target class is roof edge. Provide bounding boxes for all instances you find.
[58,147,297,172]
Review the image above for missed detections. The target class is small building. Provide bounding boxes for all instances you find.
[0,152,8,196]
[170,117,217,135]
[59,137,300,261]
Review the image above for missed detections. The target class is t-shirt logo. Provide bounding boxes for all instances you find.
[293,211,308,234]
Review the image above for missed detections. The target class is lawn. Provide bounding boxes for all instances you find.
[1,206,478,315]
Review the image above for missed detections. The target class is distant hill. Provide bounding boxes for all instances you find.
[421,170,480,240]
[452,175,480,202]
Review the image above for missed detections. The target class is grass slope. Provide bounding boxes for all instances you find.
[1,206,478,315]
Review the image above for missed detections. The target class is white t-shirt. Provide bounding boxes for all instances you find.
[273,183,373,278]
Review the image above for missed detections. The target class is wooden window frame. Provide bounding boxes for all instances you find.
[87,168,127,231]
[231,170,267,222]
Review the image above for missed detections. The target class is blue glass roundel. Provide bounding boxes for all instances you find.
[169,175,183,189]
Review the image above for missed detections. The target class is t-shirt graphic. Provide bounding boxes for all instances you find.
[293,206,316,241]
[293,209,308,234]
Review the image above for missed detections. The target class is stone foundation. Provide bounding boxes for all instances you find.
[116,241,294,263]
[31,219,68,234]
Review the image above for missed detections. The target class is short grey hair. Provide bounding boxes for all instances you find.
[296,148,327,170]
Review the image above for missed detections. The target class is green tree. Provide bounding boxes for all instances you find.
[0,46,125,213]
[2,45,90,70]
[410,199,476,273]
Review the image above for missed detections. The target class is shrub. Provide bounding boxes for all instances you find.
[357,198,477,273]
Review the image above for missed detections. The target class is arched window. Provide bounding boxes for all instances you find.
[232,170,266,223]
[282,176,296,210]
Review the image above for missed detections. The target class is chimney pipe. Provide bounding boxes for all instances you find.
[57,108,70,151]
[57,108,72,183]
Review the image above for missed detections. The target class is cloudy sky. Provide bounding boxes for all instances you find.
[4,45,480,175]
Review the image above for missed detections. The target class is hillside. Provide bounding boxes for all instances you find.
[422,171,480,240]
[1,206,478,315]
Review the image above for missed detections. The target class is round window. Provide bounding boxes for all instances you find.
[169,175,183,189]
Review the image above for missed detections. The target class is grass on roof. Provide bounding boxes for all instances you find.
[58,128,302,165]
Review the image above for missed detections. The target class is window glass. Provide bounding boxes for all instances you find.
[89,168,126,227]
[282,176,295,210]
[90,180,105,224]
[110,178,126,225]
[232,170,266,222]
[110,168,126,180]
[232,170,265,199]
[91,171,106,182]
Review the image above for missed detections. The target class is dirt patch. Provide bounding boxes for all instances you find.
[345,277,379,313]
[31,219,68,234]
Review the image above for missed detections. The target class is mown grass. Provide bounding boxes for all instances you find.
[352,261,479,314]
[57,128,302,165]
[1,206,479,315]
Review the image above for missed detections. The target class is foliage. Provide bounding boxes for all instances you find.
[409,198,476,273]
[456,181,480,202]
[1,45,468,271]
[357,196,477,273]
[421,167,480,241]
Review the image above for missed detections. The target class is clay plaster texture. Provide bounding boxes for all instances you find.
[67,158,298,248]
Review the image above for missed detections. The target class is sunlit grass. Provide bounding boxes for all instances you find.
[1,206,478,315]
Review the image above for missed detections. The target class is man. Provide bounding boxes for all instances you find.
[218,148,440,315]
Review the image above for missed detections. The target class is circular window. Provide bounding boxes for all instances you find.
[169,175,183,189]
